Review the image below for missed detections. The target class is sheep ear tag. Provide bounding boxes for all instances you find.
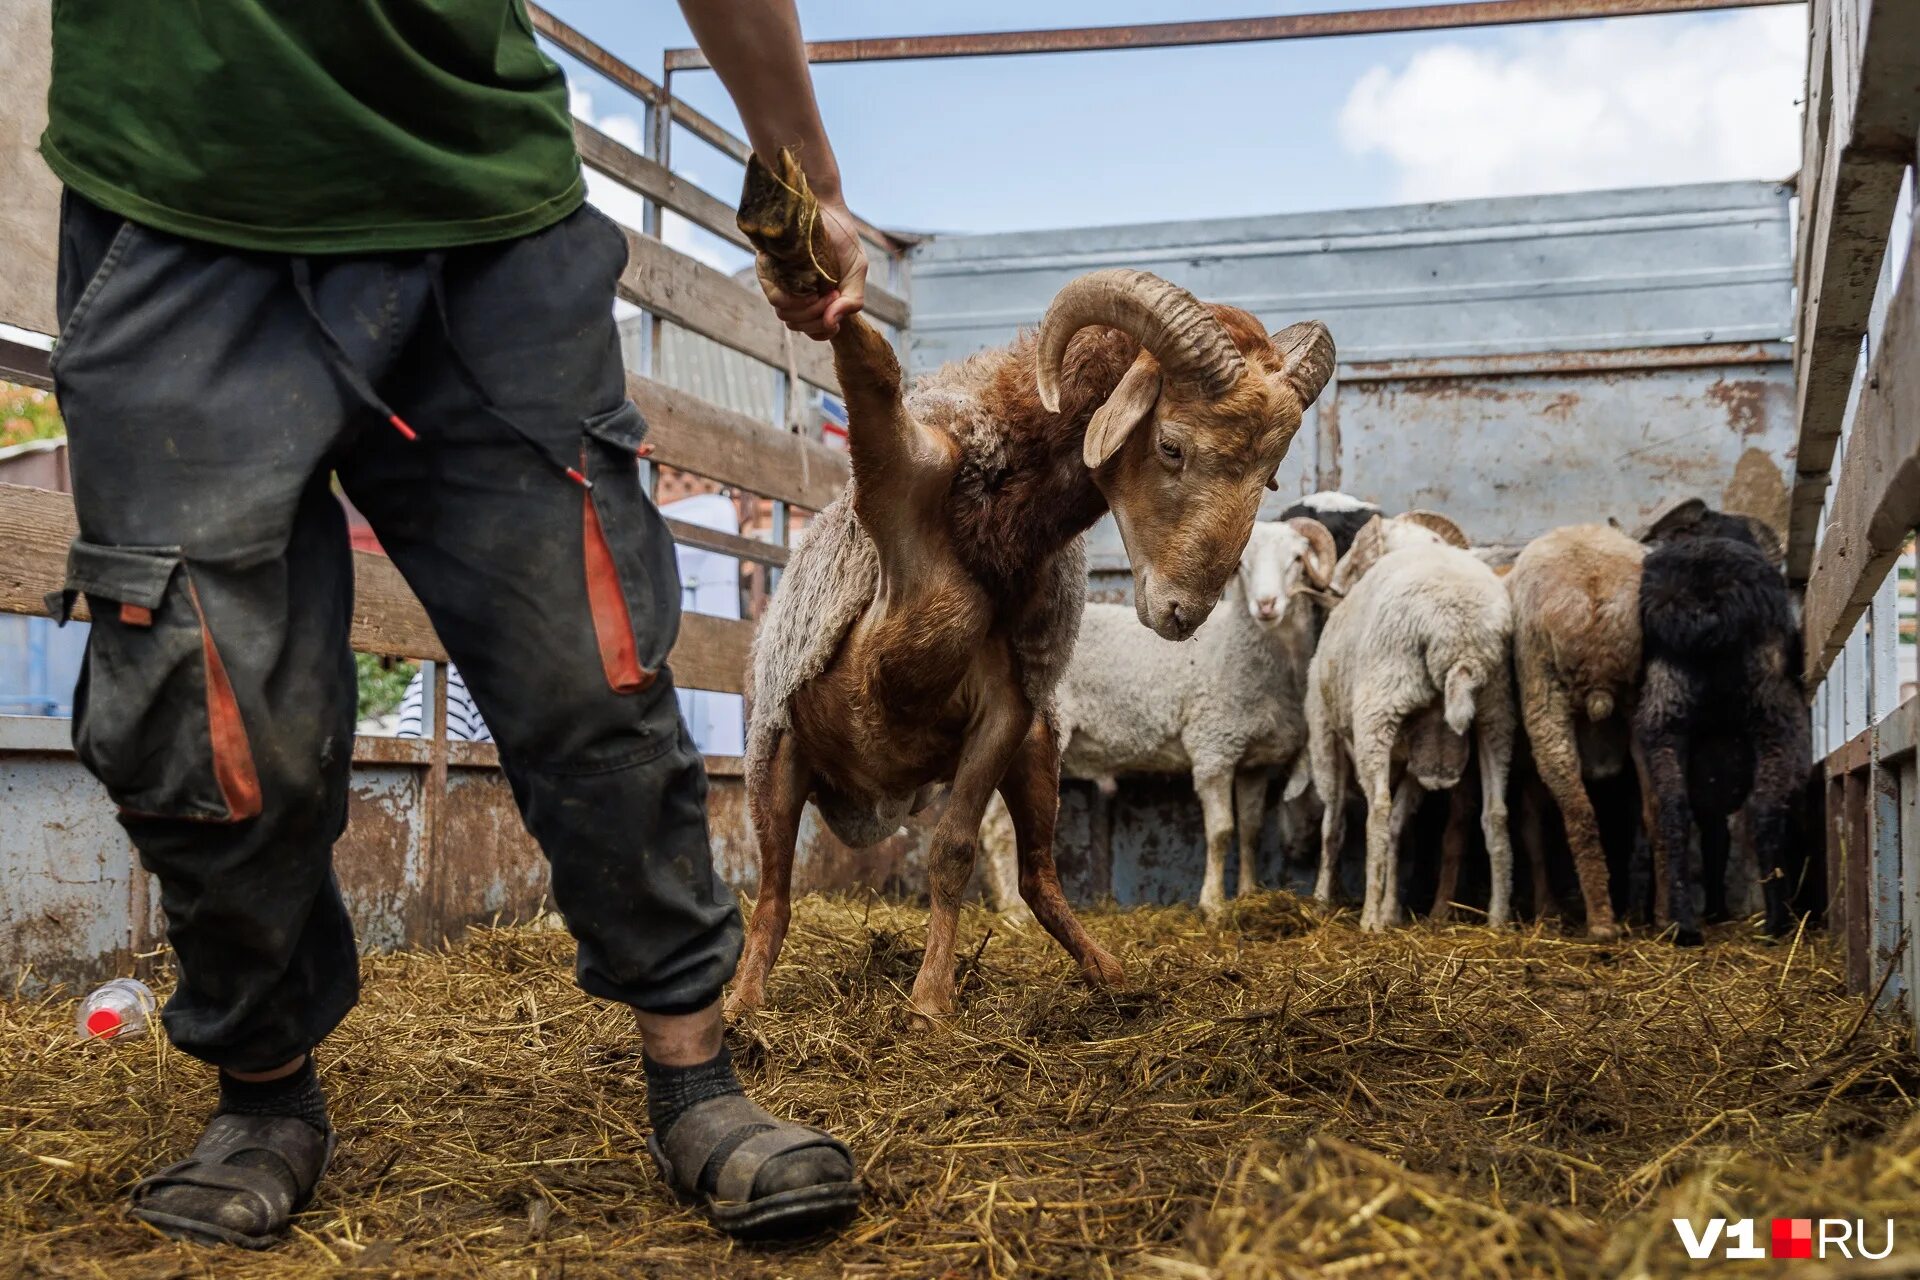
[1084,358,1162,469]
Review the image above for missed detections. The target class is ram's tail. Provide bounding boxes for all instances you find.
[1444,663,1481,735]
[1282,752,1314,803]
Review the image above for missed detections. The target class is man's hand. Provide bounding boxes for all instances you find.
[755,198,867,340]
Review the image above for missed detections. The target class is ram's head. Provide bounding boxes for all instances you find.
[1036,270,1335,640]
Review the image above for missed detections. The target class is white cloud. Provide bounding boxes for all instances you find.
[568,83,747,276]
[1338,9,1803,203]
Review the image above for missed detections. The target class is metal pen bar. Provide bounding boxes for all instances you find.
[663,0,1797,68]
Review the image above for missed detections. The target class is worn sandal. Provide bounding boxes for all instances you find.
[647,1093,861,1240]
[128,1113,335,1249]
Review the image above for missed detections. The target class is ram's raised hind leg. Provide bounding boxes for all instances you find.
[739,151,949,557]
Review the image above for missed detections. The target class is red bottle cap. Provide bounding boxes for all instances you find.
[85,1008,123,1037]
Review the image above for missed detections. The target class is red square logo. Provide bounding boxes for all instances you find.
[1772,1218,1813,1259]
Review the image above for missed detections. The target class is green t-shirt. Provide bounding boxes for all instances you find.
[41,1,585,253]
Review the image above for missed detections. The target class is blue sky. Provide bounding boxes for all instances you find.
[549,0,1805,241]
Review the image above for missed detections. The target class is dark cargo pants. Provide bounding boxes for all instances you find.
[50,192,743,1072]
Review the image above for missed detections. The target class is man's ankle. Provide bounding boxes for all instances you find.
[218,1055,330,1134]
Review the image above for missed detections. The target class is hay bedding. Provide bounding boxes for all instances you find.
[3,894,1917,1279]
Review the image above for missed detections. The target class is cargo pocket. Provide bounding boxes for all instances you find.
[579,401,680,695]
[49,541,263,822]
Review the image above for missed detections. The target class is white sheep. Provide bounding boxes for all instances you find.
[981,518,1337,919]
[1307,513,1517,931]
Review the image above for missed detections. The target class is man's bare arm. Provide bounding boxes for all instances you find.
[675,0,867,339]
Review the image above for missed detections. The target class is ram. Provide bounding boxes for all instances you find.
[730,154,1335,1015]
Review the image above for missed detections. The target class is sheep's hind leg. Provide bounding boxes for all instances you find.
[727,730,811,1016]
[1312,743,1349,905]
[1234,769,1269,901]
[1431,783,1473,922]
[910,699,1033,1019]
[1195,768,1236,921]
[1355,734,1401,933]
[1002,716,1124,989]
[1524,678,1617,939]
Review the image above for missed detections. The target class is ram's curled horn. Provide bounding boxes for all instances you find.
[1270,320,1337,407]
[1401,510,1470,550]
[1035,269,1247,414]
[1288,517,1338,588]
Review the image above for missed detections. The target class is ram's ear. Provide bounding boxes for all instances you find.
[1743,517,1785,563]
[1083,354,1162,469]
[1634,496,1707,543]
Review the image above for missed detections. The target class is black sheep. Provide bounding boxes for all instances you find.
[1633,499,1808,945]
[1280,491,1382,558]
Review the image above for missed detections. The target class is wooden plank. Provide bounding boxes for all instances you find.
[1803,206,1920,678]
[1829,723,1875,778]
[1870,752,1905,1010]
[616,224,839,391]
[664,516,789,567]
[577,119,751,251]
[628,371,848,511]
[1901,759,1920,1038]
[671,611,754,695]
[1878,693,1920,762]
[1828,772,1848,954]
[1786,0,1920,580]
[576,121,911,329]
[1846,769,1873,992]
[0,0,58,338]
[0,483,753,692]
[0,335,51,388]
[527,4,665,105]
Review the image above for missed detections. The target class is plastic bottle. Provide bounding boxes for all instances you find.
[76,977,157,1042]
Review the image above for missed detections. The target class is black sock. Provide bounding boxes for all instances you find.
[643,1043,742,1136]
[218,1057,330,1135]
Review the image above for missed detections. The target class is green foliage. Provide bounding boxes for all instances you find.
[0,382,64,449]
[356,653,418,722]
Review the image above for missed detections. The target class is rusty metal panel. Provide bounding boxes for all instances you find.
[0,745,138,989]
[1333,356,1794,544]
[436,768,549,929]
[333,766,429,952]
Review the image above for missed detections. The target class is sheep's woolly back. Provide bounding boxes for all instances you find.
[1506,523,1645,704]
[1312,543,1513,734]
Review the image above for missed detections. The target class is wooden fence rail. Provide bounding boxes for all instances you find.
[1786,0,1920,580]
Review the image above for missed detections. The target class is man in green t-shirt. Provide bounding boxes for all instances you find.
[43,0,868,1247]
